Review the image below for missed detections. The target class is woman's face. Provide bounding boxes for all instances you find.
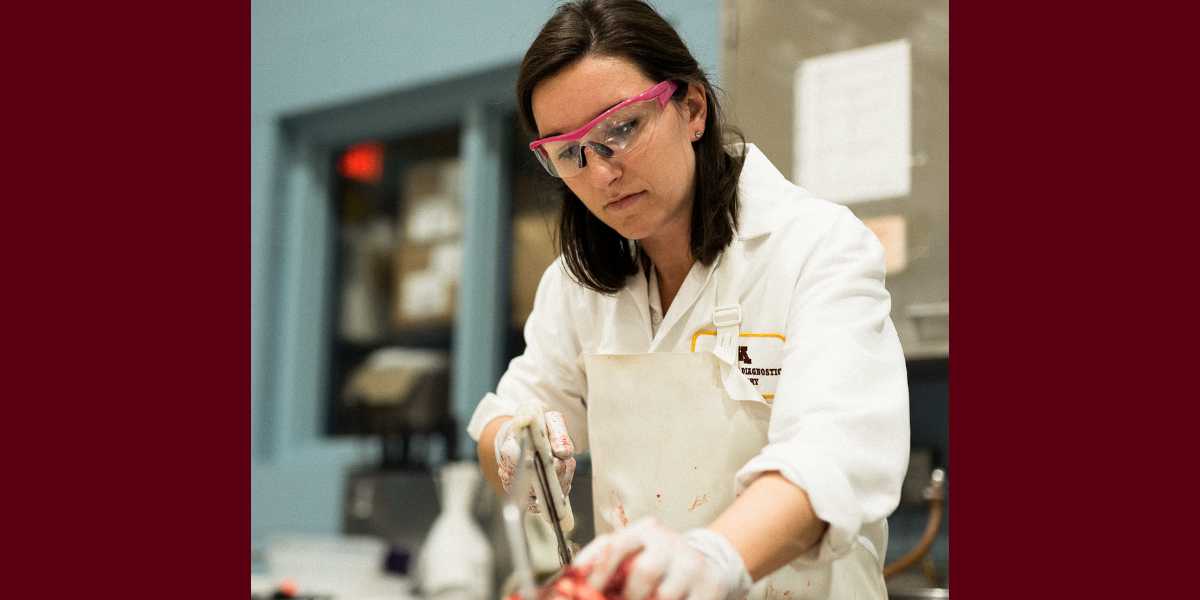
[531,56,707,250]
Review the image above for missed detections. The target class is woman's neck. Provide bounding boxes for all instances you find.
[641,236,694,315]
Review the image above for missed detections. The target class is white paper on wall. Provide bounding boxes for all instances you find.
[794,38,912,204]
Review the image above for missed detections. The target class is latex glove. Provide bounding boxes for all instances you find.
[495,411,576,513]
[575,517,752,600]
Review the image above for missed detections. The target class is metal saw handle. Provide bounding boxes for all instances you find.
[513,398,575,535]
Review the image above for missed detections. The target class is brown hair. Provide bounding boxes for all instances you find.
[517,0,744,294]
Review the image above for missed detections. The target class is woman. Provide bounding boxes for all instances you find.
[467,1,910,599]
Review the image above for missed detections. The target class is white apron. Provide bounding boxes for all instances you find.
[584,245,886,600]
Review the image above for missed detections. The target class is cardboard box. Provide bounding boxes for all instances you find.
[509,213,560,327]
[391,158,463,329]
[392,242,460,328]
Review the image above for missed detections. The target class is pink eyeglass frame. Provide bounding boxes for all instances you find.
[529,80,680,153]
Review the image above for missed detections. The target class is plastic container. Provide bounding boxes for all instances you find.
[415,462,493,600]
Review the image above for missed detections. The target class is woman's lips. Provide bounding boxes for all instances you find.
[606,191,642,212]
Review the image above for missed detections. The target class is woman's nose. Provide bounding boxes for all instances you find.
[584,147,620,186]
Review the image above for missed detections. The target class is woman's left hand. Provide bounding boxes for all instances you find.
[574,517,751,600]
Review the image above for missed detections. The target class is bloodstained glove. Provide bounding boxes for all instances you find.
[496,411,576,513]
[574,517,752,600]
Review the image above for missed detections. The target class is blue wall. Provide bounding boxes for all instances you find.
[251,0,723,558]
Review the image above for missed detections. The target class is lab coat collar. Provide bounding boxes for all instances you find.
[731,143,814,241]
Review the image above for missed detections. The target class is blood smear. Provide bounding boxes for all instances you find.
[613,505,628,527]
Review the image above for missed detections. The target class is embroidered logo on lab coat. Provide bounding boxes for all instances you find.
[690,332,785,397]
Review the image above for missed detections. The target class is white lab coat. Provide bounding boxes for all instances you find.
[468,143,909,572]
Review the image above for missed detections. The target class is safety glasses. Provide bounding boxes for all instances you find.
[529,80,679,178]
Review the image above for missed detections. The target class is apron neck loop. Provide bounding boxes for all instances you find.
[713,241,743,366]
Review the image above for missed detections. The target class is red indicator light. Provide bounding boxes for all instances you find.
[337,141,384,184]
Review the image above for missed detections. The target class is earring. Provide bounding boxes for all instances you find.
[695,131,702,138]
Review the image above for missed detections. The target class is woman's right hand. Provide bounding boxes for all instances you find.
[497,411,576,513]
[575,518,751,600]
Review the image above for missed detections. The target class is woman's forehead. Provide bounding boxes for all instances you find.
[531,56,656,137]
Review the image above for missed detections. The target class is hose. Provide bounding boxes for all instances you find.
[883,469,946,580]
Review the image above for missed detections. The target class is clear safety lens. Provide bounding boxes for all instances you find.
[534,98,665,178]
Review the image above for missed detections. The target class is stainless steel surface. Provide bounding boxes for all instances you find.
[888,587,948,600]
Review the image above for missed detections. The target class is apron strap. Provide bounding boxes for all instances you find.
[712,242,764,402]
[713,240,742,364]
